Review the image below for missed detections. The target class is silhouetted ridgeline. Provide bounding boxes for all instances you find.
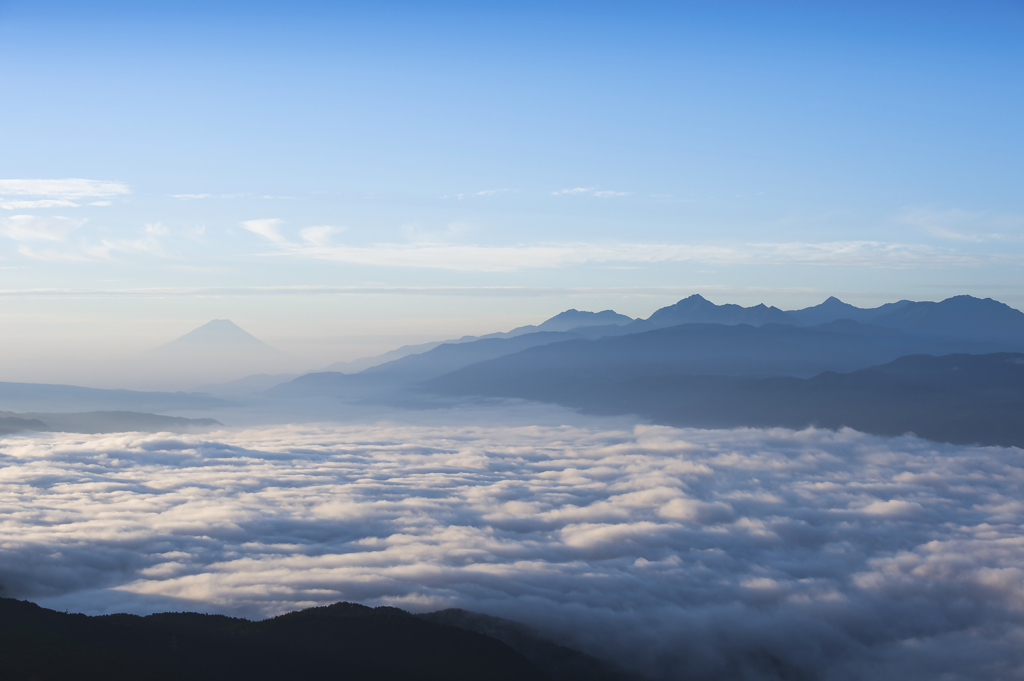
[312,294,1021,378]
[4,294,1024,448]
[0,598,638,681]
[421,609,642,681]
[0,600,530,680]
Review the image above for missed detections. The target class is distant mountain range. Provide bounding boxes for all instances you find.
[787,294,1024,343]
[314,294,1024,380]
[0,381,224,413]
[646,295,795,328]
[276,294,1024,395]
[0,411,221,435]
[0,598,633,681]
[786,296,912,326]
[4,294,1024,448]
[259,293,1024,447]
[429,352,1024,448]
[320,309,633,374]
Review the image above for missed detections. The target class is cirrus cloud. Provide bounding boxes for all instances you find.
[552,187,629,197]
[242,218,287,244]
[0,215,85,241]
[268,239,999,272]
[0,179,130,199]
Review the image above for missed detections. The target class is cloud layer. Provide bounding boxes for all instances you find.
[257,237,996,272]
[0,179,130,199]
[2,423,1023,680]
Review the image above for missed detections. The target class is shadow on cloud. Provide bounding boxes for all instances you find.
[1,422,1023,680]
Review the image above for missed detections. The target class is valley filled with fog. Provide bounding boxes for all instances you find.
[3,293,1024,679]
[3,409,1024,680]
[4,5,1022,678]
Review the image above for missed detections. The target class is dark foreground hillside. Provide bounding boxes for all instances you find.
[0,598,553,681]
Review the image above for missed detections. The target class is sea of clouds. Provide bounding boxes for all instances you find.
[2,419,1024,680]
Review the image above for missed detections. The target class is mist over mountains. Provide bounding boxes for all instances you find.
[4,292,1024,449]
[246,293,1024,448]
[4,292,1024,680]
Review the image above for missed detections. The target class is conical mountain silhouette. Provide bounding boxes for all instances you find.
[145,320,291,389]
[156,319,280,351]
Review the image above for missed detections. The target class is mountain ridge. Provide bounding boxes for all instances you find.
[0,597,629,681]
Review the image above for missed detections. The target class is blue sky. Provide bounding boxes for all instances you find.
[1,1,1022,380]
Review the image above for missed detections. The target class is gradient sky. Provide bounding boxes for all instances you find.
[1,0,1022,382]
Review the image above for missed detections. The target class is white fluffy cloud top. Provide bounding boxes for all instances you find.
[1,423,1023,680]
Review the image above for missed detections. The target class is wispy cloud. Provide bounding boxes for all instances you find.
[552,187,629,197]
[400,221,472,243]
[0,179,130,199]
[0,199,80,210]
[241,218,287,244]
[440,189,514,200]
[15,246,96,262]
[263,239,1001,272]
[899,207,1024,242]
[84,234,172,260]
[0,284,822,300]
[1,217,173,262]
[0,215,85,241]
[171,193,252,200]
[299,225,345,247]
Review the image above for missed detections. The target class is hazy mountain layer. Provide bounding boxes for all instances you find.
[785,295,1024,345]
[0,599,549,681]
[0,382,224,413]
[320,309,633,374]
[786,296,913,325]
[154,319,280,350]
[142,319,299,390]
[0,411,221,434]
[423,319,1024,393]
[315,294,1020,381]
[271,331,592,397]
[869,295,1024,343]
[430,352,1024,448]
[192,373,300,396]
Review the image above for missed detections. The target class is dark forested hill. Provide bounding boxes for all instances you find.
[0,598,552,681]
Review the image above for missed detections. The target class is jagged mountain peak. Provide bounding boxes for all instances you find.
[533,308,633,332]
[647,296,798,327]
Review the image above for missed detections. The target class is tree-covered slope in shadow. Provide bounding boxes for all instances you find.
[0,598,551,681]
